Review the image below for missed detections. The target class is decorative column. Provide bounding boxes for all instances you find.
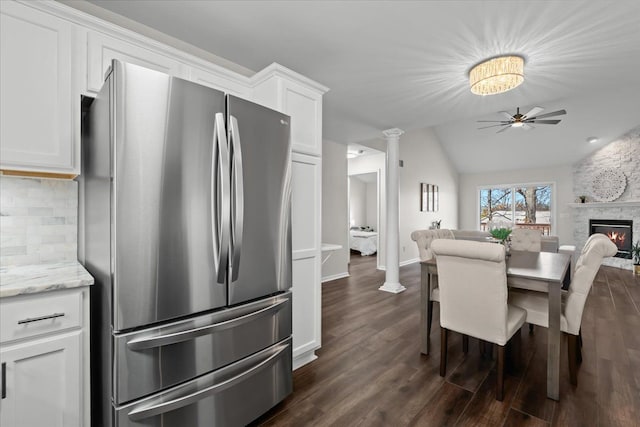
[379,128,406,294]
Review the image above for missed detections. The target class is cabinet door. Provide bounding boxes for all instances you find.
[189,66,251,98]
[86,31,187,93]
[0,1,75,173]
[291,153,321,367]
[282,81,323,156]
[0,331,82,427]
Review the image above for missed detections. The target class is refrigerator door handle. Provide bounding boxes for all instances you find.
[126,298,288,350]
[126,341,288,421]
[213,112,231,284]
[229,115,244,282]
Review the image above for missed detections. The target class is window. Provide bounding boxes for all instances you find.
[479,184,553,235]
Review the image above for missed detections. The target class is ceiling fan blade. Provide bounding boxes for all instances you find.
[496,125,511,133]
[477,120,511,123]
[528,119,561,125]
[522,106,543,119]
[499,111,514,120]
[528,109,566,120]
[522,123,534,131]
[478,124,510,129]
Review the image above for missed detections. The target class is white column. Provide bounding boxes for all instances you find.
[379,128,406,294]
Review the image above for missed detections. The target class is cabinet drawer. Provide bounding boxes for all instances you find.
[0,290,82,343]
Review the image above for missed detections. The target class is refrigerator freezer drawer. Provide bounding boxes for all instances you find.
[114,338,292,427]
[113,292,291,404]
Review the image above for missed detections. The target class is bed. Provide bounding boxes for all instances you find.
[349,230,378,256]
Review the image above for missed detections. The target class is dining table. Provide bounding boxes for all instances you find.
[420,249,571,401]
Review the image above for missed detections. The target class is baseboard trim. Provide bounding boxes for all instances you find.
[293,351,318,370]
[377,258,420,271]
[400,257,420,266]
[321,272,350,283]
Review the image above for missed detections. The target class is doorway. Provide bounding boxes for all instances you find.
[348,171,380,270]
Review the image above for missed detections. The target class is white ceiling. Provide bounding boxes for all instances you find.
[80,0,640,173]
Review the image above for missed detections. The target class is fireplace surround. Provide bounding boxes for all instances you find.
[589,219,633,259]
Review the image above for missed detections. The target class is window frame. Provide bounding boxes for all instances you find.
[476,181,556,235]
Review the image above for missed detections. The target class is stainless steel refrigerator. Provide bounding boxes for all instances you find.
[81,60,292,427]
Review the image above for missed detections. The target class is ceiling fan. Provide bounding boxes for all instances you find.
[477,106,566,133]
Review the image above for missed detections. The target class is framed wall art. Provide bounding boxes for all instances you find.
[420,183,438,212]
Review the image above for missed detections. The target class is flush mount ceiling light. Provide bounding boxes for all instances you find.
[587,136,599,144]
[469,55,525,96]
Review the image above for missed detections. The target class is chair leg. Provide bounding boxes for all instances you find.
[462,335,469,354]
[567,334,578,386]
[427,301,434,337]
[497,345,505,401]
[511,329,521,372]
[529,323,534,334]
[440,328,448,377]
[576,334,583,365]
[579,328,583,348]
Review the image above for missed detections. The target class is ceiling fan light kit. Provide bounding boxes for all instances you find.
[469,55,524,96]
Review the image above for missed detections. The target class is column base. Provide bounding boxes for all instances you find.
[379,282,407,294]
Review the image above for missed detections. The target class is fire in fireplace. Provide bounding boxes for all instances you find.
[589,219,633,259]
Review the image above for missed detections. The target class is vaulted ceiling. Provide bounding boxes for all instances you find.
[75,0,640,173]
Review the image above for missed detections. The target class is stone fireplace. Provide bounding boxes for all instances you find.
[572,126,639,271]
[589,219,633,259]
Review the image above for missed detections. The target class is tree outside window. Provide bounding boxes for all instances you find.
[479,184,552,235]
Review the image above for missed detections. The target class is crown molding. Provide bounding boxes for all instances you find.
[250,63,329,94]
[21,1,252,87]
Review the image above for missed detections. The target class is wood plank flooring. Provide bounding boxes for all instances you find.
[253,254,640,426]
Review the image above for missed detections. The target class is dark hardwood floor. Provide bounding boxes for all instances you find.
[254,253,640,426]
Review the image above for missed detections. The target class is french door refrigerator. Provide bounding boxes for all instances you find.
[81,60,292,427]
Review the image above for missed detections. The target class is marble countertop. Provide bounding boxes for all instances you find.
[0,261,94,298]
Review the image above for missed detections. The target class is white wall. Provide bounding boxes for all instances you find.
[349,177,366,227]
[458,166,574,245]
[398,127,459,265]
[321,139,349,281]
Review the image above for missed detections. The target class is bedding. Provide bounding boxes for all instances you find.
[350,230,378,256]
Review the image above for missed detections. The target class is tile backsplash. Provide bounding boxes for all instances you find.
[1,176,78,267]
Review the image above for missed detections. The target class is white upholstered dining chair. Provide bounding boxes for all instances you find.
[510,228,542,252]
[508,233,617,385]
[410,229,455,338]
[431,239,526,401]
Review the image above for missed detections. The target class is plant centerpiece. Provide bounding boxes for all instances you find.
[490,227,512,243]
[632,241,640,275]
[487,220,513,251]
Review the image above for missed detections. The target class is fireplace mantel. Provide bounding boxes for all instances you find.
[568,201,640,208]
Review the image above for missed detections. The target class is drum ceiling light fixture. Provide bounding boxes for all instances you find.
[469,55,524,96]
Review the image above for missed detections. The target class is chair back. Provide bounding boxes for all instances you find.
[563,233,617,334]
[510,228,542,252]
[410,229,455,261]
[431,239,509,343]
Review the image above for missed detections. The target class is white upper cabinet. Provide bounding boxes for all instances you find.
[86,31,187,93]
[0,1,76,174]
[252,65,328,156]
[188,65,251,98]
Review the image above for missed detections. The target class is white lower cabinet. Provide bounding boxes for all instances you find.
[0,288,89,427]
[0,331,81,427]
